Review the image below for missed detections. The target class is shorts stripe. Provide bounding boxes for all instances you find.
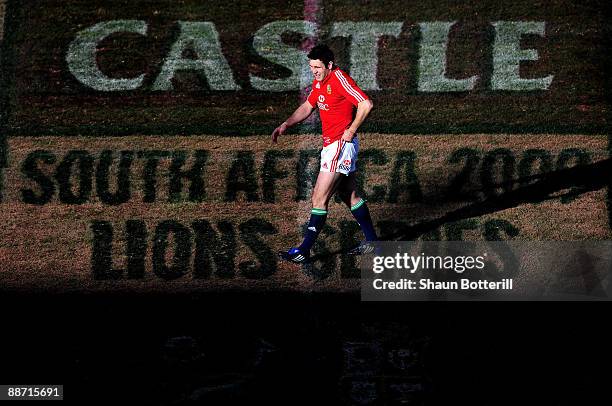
[330,140,343,172]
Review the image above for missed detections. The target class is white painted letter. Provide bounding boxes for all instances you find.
[153,21,240,91]
[250,20,317,91]
[330,22,403,91]
[67,20,147,91]
[492,21,553,90]
[417,21,478,92]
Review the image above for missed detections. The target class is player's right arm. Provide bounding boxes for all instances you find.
[272,100,315,143]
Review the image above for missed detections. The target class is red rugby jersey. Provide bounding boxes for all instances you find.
[306,67,369,147]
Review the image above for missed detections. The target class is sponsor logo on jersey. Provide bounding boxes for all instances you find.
[316,94,329,110]
[317,102,330,111]
[315,82,320,89]
[308,226,317,232]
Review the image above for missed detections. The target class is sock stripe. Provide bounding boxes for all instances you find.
[299,208,328,252]
[350,199,378,241]
[351,199,366,211]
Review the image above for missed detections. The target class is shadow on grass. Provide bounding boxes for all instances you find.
[310,157,611,263]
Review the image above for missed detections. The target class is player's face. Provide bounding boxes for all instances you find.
[309,59,332,81]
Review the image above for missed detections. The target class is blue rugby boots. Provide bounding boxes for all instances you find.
[347,240,379,255]
[278,247,310,264]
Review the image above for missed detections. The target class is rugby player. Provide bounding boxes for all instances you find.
[272,44,378,264]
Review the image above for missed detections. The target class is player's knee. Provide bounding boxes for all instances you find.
[311,195,327,209]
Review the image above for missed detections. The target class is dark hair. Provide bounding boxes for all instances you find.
[307,44,335,67]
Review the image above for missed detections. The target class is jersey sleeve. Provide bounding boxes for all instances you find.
[306,88,317,108]
[334,70,369,106]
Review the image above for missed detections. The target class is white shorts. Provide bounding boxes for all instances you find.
[320,138,359,175]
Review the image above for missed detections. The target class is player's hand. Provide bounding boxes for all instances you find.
[272,123,288,143]
[341,128,355,142]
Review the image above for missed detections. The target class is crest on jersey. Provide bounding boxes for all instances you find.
[327,84,332,94]
[338,158,352,171]
[322,162,328,169]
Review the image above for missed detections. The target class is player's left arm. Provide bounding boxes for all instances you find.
[342,98,374,142]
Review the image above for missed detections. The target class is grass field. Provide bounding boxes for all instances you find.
[0,0,610,293]
[0,134,609,292]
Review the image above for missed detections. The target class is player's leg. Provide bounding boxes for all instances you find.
[338,172,378,243]
[280,139,347,263]
[336,171,361,208]
[279,171,344,263]
[296,170,343,253]
[312,170,345,209]
[336,138,378,255]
